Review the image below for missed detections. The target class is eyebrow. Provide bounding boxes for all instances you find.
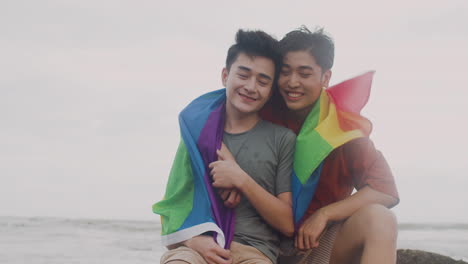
[282,64,314,71]
[298,65,314,71]
[237,66,272,81]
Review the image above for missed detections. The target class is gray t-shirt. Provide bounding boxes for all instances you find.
[223,120,296,263]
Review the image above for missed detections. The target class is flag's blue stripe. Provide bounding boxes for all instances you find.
[180,89,226,141]
[293,162,324,224]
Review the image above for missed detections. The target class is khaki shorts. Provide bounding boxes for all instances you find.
[278,221,342,264]
[161,241,273,264]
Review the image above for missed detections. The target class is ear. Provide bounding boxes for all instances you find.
[221,68,229,87]
[321,70,332,88]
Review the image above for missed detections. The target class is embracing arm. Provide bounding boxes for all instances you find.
[236,174,294,237]
[210,147,294,237]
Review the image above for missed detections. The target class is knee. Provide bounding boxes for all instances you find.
[354,204,398,242]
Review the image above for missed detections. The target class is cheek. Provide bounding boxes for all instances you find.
[261,87,273,98]
[278,77,287,89]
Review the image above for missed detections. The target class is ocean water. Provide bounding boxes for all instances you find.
[1,216,467,263]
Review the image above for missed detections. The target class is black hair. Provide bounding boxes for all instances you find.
[279,25,335,71]
[225,29,281,78]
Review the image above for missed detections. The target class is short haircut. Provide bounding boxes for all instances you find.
[279,26,335,71]
[225,29,281,77]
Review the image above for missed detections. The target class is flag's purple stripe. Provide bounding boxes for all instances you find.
[197,103,235,248]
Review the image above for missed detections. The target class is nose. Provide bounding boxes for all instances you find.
[244,77,256,92]
[288,73,300,89]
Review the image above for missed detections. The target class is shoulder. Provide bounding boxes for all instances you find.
[259,120,296,142]
[341,137,378,155]
[331,137,386,167]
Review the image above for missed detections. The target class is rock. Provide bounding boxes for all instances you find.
[397,249,467,264]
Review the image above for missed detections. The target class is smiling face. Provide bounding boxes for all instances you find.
[222,52,275,118]
[278,50,331,119]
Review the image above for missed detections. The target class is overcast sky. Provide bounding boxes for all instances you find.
[1,0,467,223]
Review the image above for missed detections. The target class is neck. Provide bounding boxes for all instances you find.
[224,106,261,134]
[288,104,313,125]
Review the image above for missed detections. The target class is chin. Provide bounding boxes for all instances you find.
[235,106,258,115]
[285,102,300,111]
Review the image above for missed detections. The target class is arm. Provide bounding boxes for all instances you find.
[323,137,399,219]
[209,146,294,237]
[320,185,397,222]
[233,172,294,237]
[296,186,397,249]
[296,138,399,250]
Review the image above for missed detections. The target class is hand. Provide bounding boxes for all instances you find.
[213,143,242,207]
[295,209,329,250]
[185,235,232,264]
[209,150,247,190]
[218,189,241,208]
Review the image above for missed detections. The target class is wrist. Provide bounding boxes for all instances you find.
[236,171,250,191]
[317,207,331,221]
[183,238,192,248]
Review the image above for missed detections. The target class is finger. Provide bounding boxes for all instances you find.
[303,232,311,250]
[216,149,225,161]
[313,230,324,248]
[233,191,241,206]
[296,229,304,250]
[220,143,235,161]
[213,247,231,260]
[226,191,236,205]
[219,189,230,200]
[224,200,233,208]
[311,234,319,249]
[312,240,320,248]
[209,161,215,169]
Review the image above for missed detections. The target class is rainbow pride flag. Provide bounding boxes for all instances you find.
[292,71,374,225]
[152,89,234,248]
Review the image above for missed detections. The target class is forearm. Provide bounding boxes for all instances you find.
[166,241,185,250]
[320,186,398,222]
[238,174,294,237]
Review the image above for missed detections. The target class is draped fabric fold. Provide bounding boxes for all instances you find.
[287,71,375,226]
[153,89,235,248]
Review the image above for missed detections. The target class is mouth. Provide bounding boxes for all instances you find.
[283,91,304,101]
[238,92,257,102]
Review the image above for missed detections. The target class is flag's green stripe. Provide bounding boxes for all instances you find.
[300,96,321,131]
[153,140,194,235]
[294,130,332,184]
[294,92,333,184]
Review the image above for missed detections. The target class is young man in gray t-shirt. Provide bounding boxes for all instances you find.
[220,119,295,262]
[160,30,295,264]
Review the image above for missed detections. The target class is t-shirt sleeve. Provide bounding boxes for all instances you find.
[275,129,296,195]
[345,138,400,201]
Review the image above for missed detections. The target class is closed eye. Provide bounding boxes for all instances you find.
[280,70,290,76]
[238,74,248,79]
